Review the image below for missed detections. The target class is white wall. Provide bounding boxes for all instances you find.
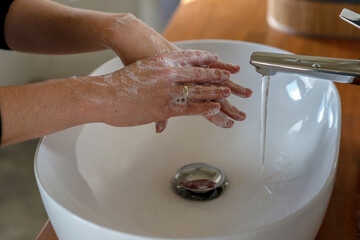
[0,0,179,86]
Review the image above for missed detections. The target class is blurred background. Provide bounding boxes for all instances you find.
[0,0,179,239]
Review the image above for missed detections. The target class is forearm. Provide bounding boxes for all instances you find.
[0,50,241,146]
[4,0,177,63]
[0,77,94,145]
[4,0,115,54]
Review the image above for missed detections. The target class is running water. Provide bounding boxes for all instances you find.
[260,75,272,195]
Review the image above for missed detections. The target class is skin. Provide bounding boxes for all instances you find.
[0,0,252,146]
[72,51,232,127]
[101,13,252,131]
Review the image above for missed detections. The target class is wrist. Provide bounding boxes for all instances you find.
[101,13,139,51]
[67,75,113,124]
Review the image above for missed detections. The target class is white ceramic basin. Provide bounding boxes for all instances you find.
[34,40,340,240]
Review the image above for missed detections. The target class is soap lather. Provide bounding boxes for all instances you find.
[250,8,360,86]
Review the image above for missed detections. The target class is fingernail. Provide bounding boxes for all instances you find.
[222,87,231,96]
[238,111,246,121]
[246,88,253,97]
[232,64,240,73]
[155,120,167,133]
[237,87,253,98]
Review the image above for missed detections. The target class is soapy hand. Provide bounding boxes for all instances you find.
[0,0,252,146]
[102,14,252,131]
[78,50,234,127]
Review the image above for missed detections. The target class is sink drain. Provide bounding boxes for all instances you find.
[173,162,228,201]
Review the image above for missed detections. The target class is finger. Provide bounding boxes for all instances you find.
[172,67,230,84]
[203,111,234,128]
[209,60,240,74]
[218,99,246,121]
[223,80,252,98]
[168,101,221,117]
[155,120,168,133]
[173,85,231,101]
[156,50,218,67]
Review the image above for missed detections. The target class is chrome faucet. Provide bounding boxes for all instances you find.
[250,8,360,85]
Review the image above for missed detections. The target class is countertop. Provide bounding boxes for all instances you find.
[37,0,360,239]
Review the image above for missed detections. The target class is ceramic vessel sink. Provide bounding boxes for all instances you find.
[35,40,340,240]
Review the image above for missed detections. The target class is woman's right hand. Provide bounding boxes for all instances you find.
[74,50,233,128]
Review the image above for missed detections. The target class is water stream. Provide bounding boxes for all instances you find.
[260,75,272,195]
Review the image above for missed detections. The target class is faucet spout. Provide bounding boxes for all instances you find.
[250,52,360,84]
[340,8,360,30]
[249,8,360,85]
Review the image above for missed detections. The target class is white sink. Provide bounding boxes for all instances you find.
[34,40,340,240]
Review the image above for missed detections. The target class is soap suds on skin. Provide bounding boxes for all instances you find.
[149,35,174,55]
[107,14,139,32]
[100,13,245,129]
[71,51,235,129]
[205,107,221,116]
[205,111,234,128]
[71,53,193,104]
[106,13,178,59]
[70,76,111,105]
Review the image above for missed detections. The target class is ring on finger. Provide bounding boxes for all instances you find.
[182,85,189,102]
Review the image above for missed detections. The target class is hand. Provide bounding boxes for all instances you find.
[101,14,252,131]
[77,51,233,127]
[102,13,178,66]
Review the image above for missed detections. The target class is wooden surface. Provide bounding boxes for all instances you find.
[268,0,360,38]
[36,220,57,240]
[37,0,360,239]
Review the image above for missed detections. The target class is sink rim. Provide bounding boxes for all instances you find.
[34,39,341,239]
